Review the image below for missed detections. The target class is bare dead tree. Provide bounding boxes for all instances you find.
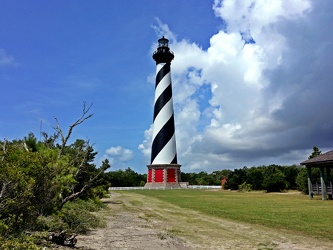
[54,102,93,159]
[49,102,109,205]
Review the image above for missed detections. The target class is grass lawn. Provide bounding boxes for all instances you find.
[129,189,333,240]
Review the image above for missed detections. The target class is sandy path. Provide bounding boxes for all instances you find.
[75,191,333,250]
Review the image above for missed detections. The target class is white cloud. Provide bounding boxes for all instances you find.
[105,146,133,162]
[141,0,333,172]
[152,18,177,46]
[0,49,16,67]
[138,125,153,161]
[213,0,311,36]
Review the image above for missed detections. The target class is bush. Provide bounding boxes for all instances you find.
[238,182,252,192]
[70,198,105,212]
[0,236,39,250]
[296,167,308,194]
[90,186,109,199]
[35,215,69,232]
[60,200,106,234]
[0,220,9,236]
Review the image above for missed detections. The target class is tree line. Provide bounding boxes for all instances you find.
[106,164,314,193]
[106,147,323,193]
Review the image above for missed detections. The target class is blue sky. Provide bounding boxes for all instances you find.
[1,0,333,173]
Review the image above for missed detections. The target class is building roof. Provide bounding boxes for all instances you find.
[300,150,333,166]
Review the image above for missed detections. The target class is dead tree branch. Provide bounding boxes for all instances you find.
[23,141,29,152]
[1,138,7,161]
[55,102,93,159]
[74,140,91,177]
[0,181,11,199]
[62,166,106,205]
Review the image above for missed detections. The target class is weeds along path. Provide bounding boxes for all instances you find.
[76,192,191,250]
[76,191,333,250]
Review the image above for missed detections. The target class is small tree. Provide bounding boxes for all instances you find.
[296,167,308,194]
[262,165,287,192]
[308,146,321,159]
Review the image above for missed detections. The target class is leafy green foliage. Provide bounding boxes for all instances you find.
[0,236,39,250]
[106,163,308,194]
[0,105,111,247]
[225,167,248,190]
[238,182,252,192]
[296,167,309,194]
[261,166,287,192]
[246,167,263,190]
[308,146,321,159]
[0,134,110,246]
[105,167,146,187]
[181,170,231,186]
[59,199,106,234]
[180,165,307,193]
[35,215,69,232]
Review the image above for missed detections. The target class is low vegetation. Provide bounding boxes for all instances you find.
[130,189,333,240]
[0,104,110,248]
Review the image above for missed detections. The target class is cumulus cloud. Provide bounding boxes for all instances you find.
[138,125,153,161]
[105,146,133,162]
[141,0,333,172]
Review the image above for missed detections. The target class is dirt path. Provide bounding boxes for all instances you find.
[76,191,333,250]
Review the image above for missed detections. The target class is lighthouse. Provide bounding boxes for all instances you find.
[145,37,181,187]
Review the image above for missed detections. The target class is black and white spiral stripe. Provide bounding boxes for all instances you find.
[151,62,177,165]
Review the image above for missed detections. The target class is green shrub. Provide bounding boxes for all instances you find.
[90,186,109,199]
[296,168,308,194]
[238,182,252,192]
[60,200,105,234]
[0,220,9,235]
[35,215,69,232]
[0,236,39,250]
[79,199,105,211]
[33,199,105,234]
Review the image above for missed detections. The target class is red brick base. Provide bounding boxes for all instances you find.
[145,164,181,187]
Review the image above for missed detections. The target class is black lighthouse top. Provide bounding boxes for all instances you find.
[153,36,174,64]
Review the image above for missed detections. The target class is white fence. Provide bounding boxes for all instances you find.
[109,185,221,191]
